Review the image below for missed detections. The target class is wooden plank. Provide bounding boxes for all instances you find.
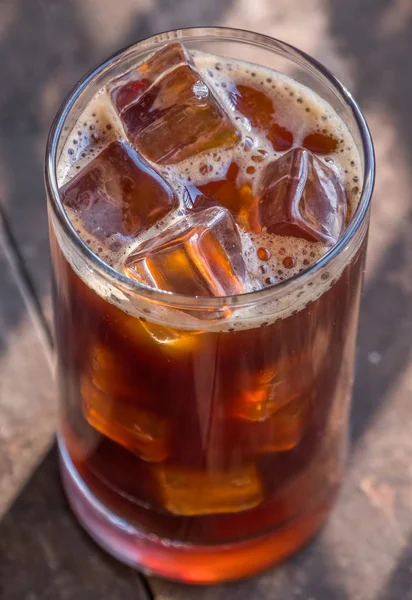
[0,220,151,600]
[0,213,55,519]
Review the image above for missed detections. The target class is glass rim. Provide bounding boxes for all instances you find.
[45,25,375,310]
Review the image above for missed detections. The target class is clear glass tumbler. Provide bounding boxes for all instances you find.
[45,27,375,584]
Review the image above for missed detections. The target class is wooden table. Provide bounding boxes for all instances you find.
[1,1,412,598]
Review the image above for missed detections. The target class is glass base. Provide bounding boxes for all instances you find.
[58,436,337,584]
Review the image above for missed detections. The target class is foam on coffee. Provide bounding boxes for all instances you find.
[171,54,361,287]
[56,48,363,330]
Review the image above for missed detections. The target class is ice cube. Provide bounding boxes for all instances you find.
[139,321,202,353]
[157,464,263,515]
[185,161,260,231]
[125,207,255,296]
[109,42,240,164]
[236,328,330,422]
[236,368,302,422]
[236,357,312,422]
[255,397,310,452]
[88,344,136,399]
[258,148,347,244]
[111,43,189,113]
[81,377,169,462]
[61,140,178,243]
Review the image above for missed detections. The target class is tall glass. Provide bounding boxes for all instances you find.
[45,28,375,584]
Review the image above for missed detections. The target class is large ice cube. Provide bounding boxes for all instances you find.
[88,344,136,399]
[138,321,202,352]
[258,148,347,244]
[81,377,169,462]
[109,43,240,164]
[236,364,305,422]
[125,207,255,296]
[157,464,263,515]
[236,330,330,422]
[236,352,316,422]
[61,140,178,243]
[111,43,188,113]
[255,397,310,452]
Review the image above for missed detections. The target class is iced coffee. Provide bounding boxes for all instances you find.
[47,32,373,583]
